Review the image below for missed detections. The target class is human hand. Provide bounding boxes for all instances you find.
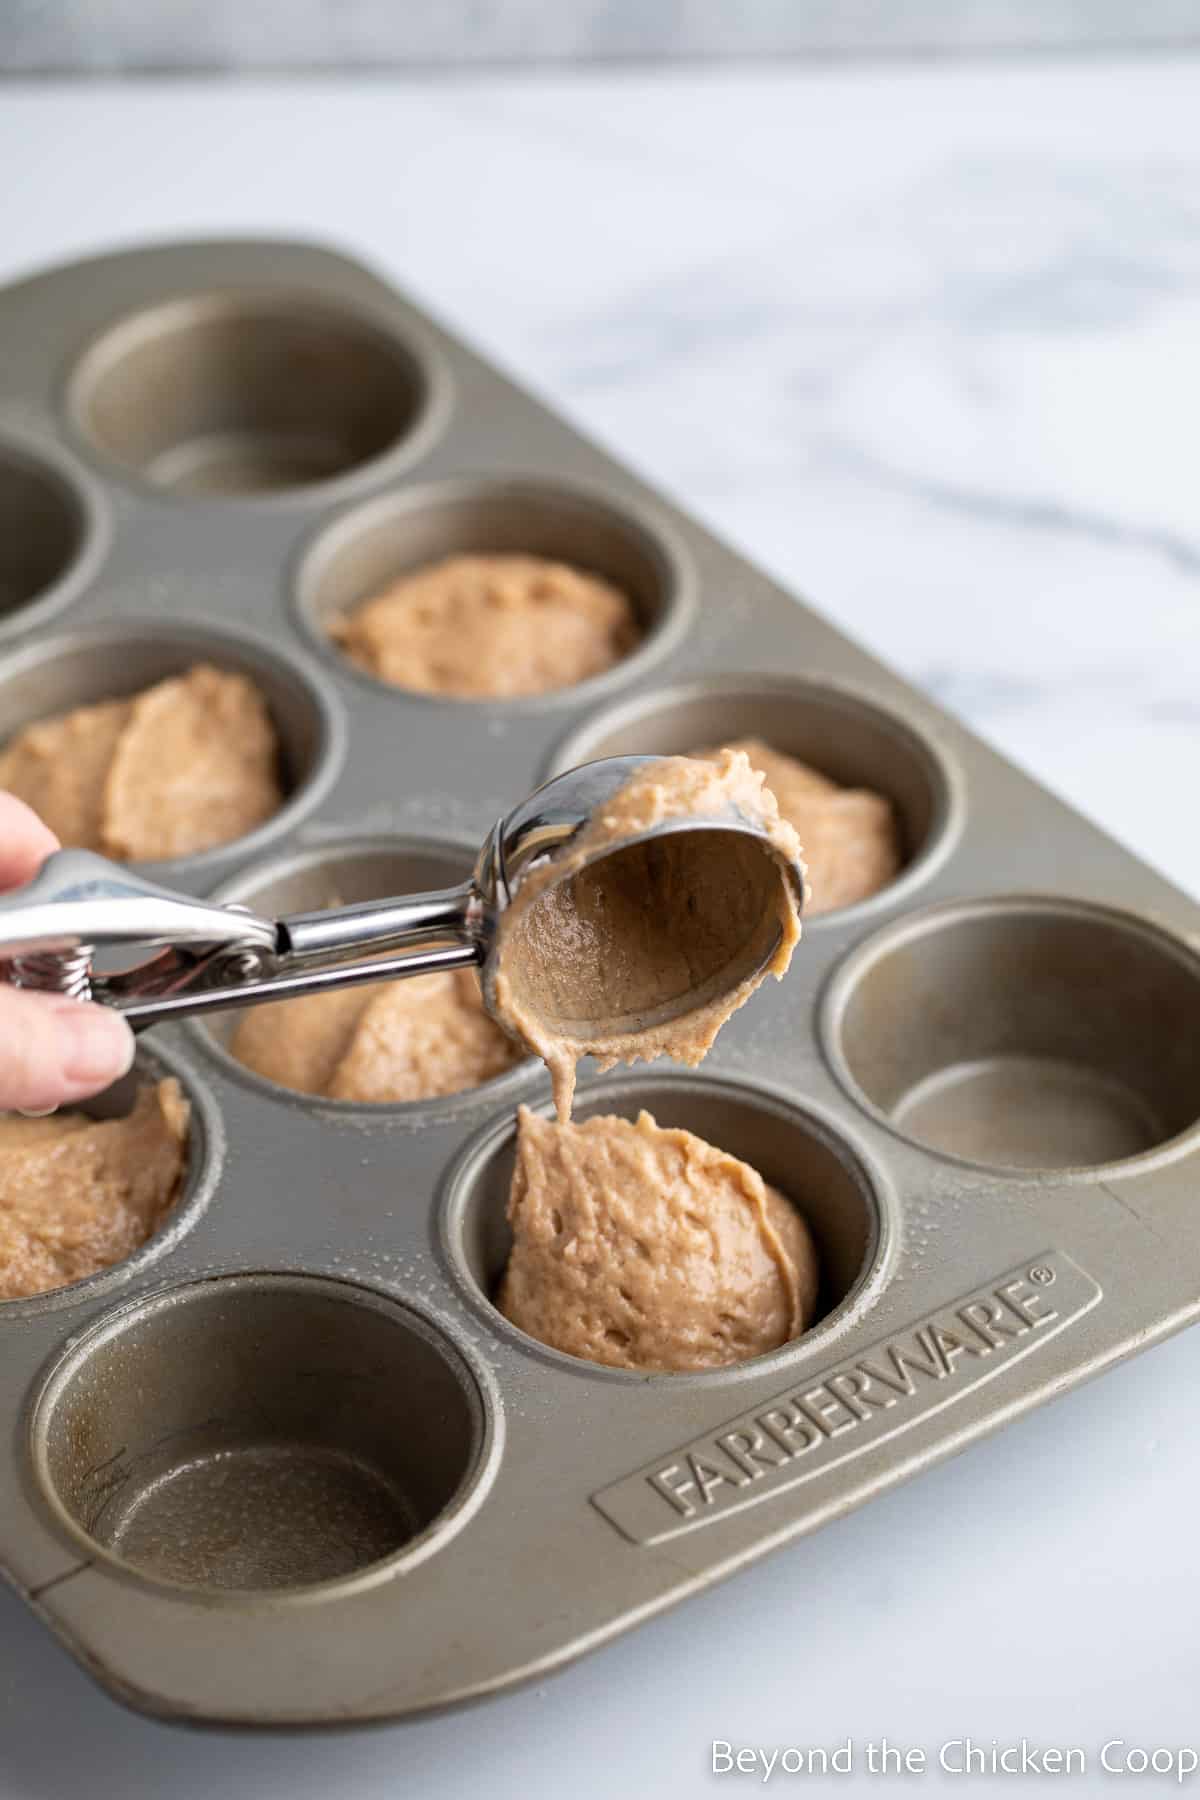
[0,794,134,1113]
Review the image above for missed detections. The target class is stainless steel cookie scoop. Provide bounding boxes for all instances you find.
[0,756,806,1044]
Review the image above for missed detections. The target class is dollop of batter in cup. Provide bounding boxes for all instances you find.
[0,664,284,861]
[331,554,641,698]
[693,737,901,915]
[0,1079,190,1300]
[231,968,521,1104]
[499,1105,819,1372]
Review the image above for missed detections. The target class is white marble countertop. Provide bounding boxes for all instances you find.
[1,58,1198,1799]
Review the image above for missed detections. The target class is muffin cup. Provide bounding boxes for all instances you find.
[69,291,446,499]
[30,1275,492,1593]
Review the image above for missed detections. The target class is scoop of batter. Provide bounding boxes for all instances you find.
[230,969,521,1103]
[694,738,901,914]
[0,1079,190,1300]
[0,664,284,861]
[498,1106,819,1372]
[491,750,805,1120]
[331,553,642,698]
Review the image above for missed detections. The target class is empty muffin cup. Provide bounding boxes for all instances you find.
[201,836,531,1109]
[823,898,1200,1172]
[70,294,437,496]
[0,620,340,875]
[0,439,95,629]
[547,675,959,918]
[442,1074,888,1376]
[32,1275,490,1592]
[297,478,690,702]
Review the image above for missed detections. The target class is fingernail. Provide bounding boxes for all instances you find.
[54,1004,136,1085]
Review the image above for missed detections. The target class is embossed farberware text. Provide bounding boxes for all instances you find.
[592,1252,1101,1544]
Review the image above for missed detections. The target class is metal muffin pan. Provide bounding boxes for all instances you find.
[0,239,1197,1727]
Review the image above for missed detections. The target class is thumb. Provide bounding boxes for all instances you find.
[0,986,135,1114]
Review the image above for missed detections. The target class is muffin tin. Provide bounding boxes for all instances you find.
[0,239,1198,1727]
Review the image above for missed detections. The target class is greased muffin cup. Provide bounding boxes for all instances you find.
[0,239,1197,1728]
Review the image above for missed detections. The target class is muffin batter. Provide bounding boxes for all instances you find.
[0,664,284,861]
[694,738,901,915]
[491,750,805,1120]
[230,969,521,1103]
[331,553,642,698]
[0,1079,190,1301]
[499,1106,819,1372]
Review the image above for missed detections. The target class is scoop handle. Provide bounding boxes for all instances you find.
[114,939,483,1029]
[277,881,478,963]
[110,883,486,1028]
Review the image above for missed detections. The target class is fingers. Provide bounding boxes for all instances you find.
[0,793,59,893]
[0,987,134,1114]
[0,797,125,1113]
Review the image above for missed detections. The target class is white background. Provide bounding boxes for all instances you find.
[1,57,1198,1797]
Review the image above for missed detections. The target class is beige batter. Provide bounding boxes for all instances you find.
[0,1080,190,1301]
[331,554,642,698]
[491,750,805,1120]
[231,969,521,1103]
[0,664,284,861]
[694,738,901,914]
[499,1106,819,1372]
